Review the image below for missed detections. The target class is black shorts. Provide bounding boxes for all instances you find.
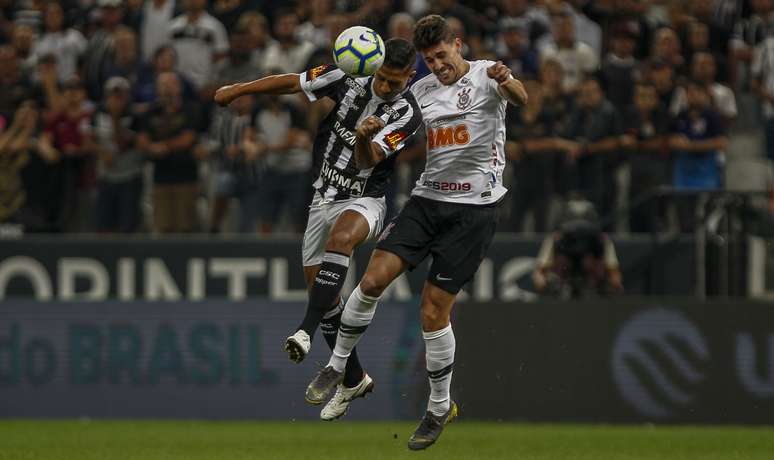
[376,195,501,294]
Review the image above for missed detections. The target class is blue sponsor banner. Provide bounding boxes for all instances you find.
[0,301,428,419]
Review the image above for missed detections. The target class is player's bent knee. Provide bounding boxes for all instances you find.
[359,273,388,298]
[420,306,448,331]
[326,230,356,254]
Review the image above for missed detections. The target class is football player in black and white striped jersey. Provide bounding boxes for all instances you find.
[214,38,422,420]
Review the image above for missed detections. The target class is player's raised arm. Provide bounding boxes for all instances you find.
[354,116,387,169]
[214,73,302,106]
[487,61,528,106]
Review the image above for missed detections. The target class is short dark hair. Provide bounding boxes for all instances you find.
[413,14,455,51]
[383,38,417,70]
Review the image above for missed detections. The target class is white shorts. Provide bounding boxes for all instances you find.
[301,194,387,266]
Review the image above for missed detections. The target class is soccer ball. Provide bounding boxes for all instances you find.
[333,26,385,77]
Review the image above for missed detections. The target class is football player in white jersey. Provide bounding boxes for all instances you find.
[214,39,422,420]
[305,15,527,449]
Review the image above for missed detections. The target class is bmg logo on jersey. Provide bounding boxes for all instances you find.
[427,124,470,150]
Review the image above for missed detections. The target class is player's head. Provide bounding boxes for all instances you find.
[413,14,466,86]
[372,38,417,100]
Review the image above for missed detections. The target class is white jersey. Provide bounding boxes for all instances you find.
[411,60,509,205]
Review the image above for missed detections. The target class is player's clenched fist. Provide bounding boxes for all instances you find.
[214,84,239,106]
[356,115,385,139]
[486,61,512,85]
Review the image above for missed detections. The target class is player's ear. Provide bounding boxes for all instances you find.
[408,69,416,82]
[454,38,462,53]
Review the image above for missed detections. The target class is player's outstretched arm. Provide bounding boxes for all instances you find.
[354,115,386,169]
[487,61,528,107]
[214,74,302,106]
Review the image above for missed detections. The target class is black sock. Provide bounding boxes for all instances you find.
[320,306,365,388]
[299,251,350,338]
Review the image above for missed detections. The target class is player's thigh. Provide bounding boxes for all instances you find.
[375,196,435,270]
[327,196,387,250]
[301,197,334,267]
[428,202,500,294]
[359,248,409,296]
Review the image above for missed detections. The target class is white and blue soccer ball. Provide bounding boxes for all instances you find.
[333,26,385,77]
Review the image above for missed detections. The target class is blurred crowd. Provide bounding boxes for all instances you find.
[1,0,773,235]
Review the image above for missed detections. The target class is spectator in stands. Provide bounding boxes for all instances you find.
[32,2,86,82]
[203,94,265,233]
[297,0,333,49]
[752,34,774,162]
[498,0,550,47]
[9,23,36,76]
[133,45,196,113]
[648,59,680,116]
[0,45,34,124]
[136,72,201,234]
[601,21,640,114]
[539,9,598,94]
[497,17,539,80]
[255,91,312,234]
[673,52,737,127]
[684,0,730,57]
[237,12,274,73]
[683,20,729,83]
[603,0,652,59]
[563,76,622,229]
[538,57,575,199]
[566,0,603,56]
[729,0,773,88]
[40,76,96,232]
[139,0,179,63]
[621,81,670,233]
[651,27,686,77]
[669,80,729,232]
[506,80,563,232]
[305,13,350,70]
[83,0,126,101]
[168,0,229,90]
[93,77,144,233]
[262,8,315,74]
[5,100,62,232]
[104,26,141,88]
[0,101,39,225]
[212,0,251,32]
[207,27,262,98]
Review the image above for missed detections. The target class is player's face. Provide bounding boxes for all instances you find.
[421,38,466,85]
[372,64,416,100]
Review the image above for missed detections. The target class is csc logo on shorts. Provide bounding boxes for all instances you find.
[427,124,470,150]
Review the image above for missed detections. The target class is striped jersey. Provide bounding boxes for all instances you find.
[410,60,509,205]
[299,64,422,201]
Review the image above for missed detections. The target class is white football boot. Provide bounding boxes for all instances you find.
[320,373,375,420]
[284,330,311,363]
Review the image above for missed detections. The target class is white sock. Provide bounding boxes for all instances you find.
[328,285,379,372]
[424,324,455,416]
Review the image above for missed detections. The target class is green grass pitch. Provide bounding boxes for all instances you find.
[1,420,773,460]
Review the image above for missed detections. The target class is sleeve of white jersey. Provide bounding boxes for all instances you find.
[298,64,347,102]
[372,101,423,158]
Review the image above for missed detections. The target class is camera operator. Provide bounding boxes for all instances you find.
[532,198,623,299]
